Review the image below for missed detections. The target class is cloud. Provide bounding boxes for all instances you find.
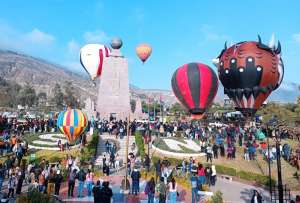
[23,28,55,45]
[292,33,300,43]
[83,30,109,43]
[67,39,80,55]
[0,19,55,53]
[200,24,228,42]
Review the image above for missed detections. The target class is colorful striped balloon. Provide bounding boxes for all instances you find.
[57,109,88,142]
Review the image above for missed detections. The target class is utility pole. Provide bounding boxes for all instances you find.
[124,116,130,190]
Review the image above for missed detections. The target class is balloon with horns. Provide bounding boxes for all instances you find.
[213,35,284,117]
[171,63,219,119]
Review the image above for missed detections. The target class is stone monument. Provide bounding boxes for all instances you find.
[96,38,130,120]
[82,97,96,120]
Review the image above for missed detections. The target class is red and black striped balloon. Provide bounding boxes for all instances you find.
[171,63,219,118]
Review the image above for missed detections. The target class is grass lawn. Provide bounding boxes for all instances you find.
[152,139,300,191]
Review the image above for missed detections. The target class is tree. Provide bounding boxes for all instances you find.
[18,84,37,107]
[63,81,80,108]
[52,83,64,110]
[130,99,136,113]
[294,97,300,118]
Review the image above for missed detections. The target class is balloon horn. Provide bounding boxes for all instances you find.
[258,35,262,45]
[275,41,281,55]
[212,58,220,67]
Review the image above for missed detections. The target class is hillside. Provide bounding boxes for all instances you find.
[0,50,298,106]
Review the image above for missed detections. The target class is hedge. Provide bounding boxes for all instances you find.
[215,165,237,176]
[135,131,146,158]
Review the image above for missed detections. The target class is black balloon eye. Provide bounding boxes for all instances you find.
[239,68,244,73]
[256,66,262,72]
[220,61,224,66]
[225,69,229,74]
[230,58,236,64]
[247,57,254,63]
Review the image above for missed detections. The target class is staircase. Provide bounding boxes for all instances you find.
[94,133,136,167]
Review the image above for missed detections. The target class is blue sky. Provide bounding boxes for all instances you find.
[0,0,300,90]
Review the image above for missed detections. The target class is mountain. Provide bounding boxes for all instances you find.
[0,50,97,101]
[0,50,298,106]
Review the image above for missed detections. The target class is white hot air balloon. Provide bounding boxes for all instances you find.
[80,44,111,81]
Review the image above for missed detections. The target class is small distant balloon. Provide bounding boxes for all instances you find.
[57,109,88,142]
[80,44,111,81]
[136,44,152,63]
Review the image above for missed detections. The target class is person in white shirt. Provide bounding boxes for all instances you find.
[211,165,217,186]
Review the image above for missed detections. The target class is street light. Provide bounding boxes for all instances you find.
[267,116,283,203]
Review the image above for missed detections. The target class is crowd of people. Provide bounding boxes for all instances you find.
[0,113,299,202]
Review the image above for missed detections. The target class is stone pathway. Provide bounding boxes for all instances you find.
[94,133,136,167]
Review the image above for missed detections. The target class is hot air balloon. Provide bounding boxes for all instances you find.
[80,44,111,81]
[213,35,284,117]
[171,63,219,119]
[136,44,152,63]
[57,109,88,142]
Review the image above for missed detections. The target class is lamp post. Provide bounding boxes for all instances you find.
[267,116,283,203]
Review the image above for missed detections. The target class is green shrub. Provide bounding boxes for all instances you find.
[211,191,223,203]
[17,188,55,203]
[237,170,275,187]
[215,165,237,176]
[135,131,145,158]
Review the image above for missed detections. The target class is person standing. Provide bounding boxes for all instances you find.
[145,177,155,203]
[251,190,262,203]
[156,177,167,203]
[68,169,77,197]
[190,172,198,203]
[168,178,177,203]
[38,171,46,193]
[47,169,55,195]
[197,163,205,189]
[205,165,212,185]
[131,167,141,195]
[16,167,25,195]
[54,170,63,196]
[86,169,94,197]
[93,180,101,203]
[77,168,86,198]
[0,163,5,191]
[211,165,217,186]
[99,181,113,203]
[206,144,213,163]
[8,173,17,198]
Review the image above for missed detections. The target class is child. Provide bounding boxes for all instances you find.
[8,173,17,198]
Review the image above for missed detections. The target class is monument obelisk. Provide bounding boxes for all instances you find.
[96,38,130,120]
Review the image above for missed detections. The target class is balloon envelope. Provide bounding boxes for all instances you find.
[57,109,88,142]
[136,44,152,63]
[171,63,219,119]
[80,44,111,80]
[214,37,284,117]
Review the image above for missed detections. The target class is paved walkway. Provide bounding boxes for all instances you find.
[59,174,272,203]
[61,175,190,203]
[210,177,271,203]
[94,133,136,166]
